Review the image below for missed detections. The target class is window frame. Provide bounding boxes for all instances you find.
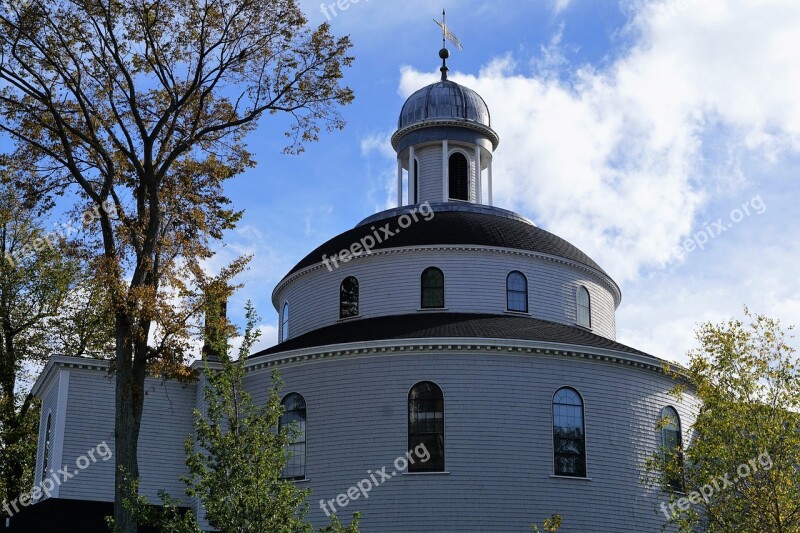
[661,406,684,492]
[408,381,445,473]
[552,387,587,478]
[279,393,307,481]
[506,271,529,313]
[339,276,360,319]
[420,267,445,309]
[41,412,52,483]
[576,286,591,328]
[281,302,289,341]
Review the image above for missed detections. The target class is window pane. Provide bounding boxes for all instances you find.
[409,381,445,472]
[340,277,359,318]
[553,388,586,477]
[448,153,469,201]
[421,268,444,308]
[282,303,289,340]
[576,287,591,328]
[280,393,306,480]
[507,271,528,312]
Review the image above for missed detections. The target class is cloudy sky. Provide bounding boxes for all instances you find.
[12,0,800,364]
[211,0,799,363]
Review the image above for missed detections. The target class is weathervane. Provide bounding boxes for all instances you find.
[433,10,462,81]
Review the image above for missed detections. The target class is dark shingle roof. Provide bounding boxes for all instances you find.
[287,210,606,276]
[254,313,655,359]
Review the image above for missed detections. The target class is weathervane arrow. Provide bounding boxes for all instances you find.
[434,10,463,51]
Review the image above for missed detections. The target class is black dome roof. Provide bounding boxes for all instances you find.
[285,208,608,277]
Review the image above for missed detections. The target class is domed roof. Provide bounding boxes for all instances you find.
[398,80,491,130]
[285,206,612,282]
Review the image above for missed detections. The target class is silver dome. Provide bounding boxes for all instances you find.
[398,80,491,130]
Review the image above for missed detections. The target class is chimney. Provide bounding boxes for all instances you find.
[202,284,228,362]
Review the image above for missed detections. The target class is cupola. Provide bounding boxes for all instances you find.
[391,42,499,207]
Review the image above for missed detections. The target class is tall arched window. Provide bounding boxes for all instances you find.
[661,406,684,491]
[281,303,289,341]
[408,381,444,472]
[41,413,52,481]
[421,267,444,308]
[340,276,359,318]
[413,159,419,204]
[507,271,528,312]
[280,393,307,480]
[448,152,469,201]
[576,286,591,328]
[553,387,586,477]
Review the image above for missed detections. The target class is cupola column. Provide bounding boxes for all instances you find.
[409,145,416,204]
[397,157,403,207]
[474,145,481,203]
[442,139,449,201]
[488,160,493,206]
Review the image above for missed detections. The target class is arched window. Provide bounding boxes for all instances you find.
[408,381,444,472]
[576,286,591,328]
[553,387,586,477]
[421,267,444,308]
[41,413,52,481]
[661,406,684,491]
[281,303,289,341]
[413,159,419,204]
[280,393,307,480]
[448,152,469,201]
[507,271,528,312]
[340,277,359,319]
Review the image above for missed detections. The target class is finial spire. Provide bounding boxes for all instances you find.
[433,10,463,81]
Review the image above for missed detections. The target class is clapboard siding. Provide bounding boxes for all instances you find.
[416,145,443,204]
[245,350,695,533]
[56,370,196,504]
[276,248,616,342]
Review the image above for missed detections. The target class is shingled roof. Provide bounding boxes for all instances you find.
[253,312,655,360]
[287,210,607,276]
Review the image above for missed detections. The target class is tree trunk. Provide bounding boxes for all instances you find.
[113,316,145,533]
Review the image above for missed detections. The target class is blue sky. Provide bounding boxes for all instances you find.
[212,0,800,363]
[8,0,800,365]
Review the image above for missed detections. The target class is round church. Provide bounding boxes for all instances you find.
[26,47,696,533]
[246,52,697,532]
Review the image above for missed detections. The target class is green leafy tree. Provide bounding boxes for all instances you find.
[0,0,353,529]
[124,301,359,533]
[645,309,800,532]
[530,514,562,532]
[0,178,111,507]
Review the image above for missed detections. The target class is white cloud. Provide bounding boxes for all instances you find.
[392,0,800,360]
[398,0,800,285]
[553,0,572,14]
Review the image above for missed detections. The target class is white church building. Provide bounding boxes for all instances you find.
[18,46,696,532]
